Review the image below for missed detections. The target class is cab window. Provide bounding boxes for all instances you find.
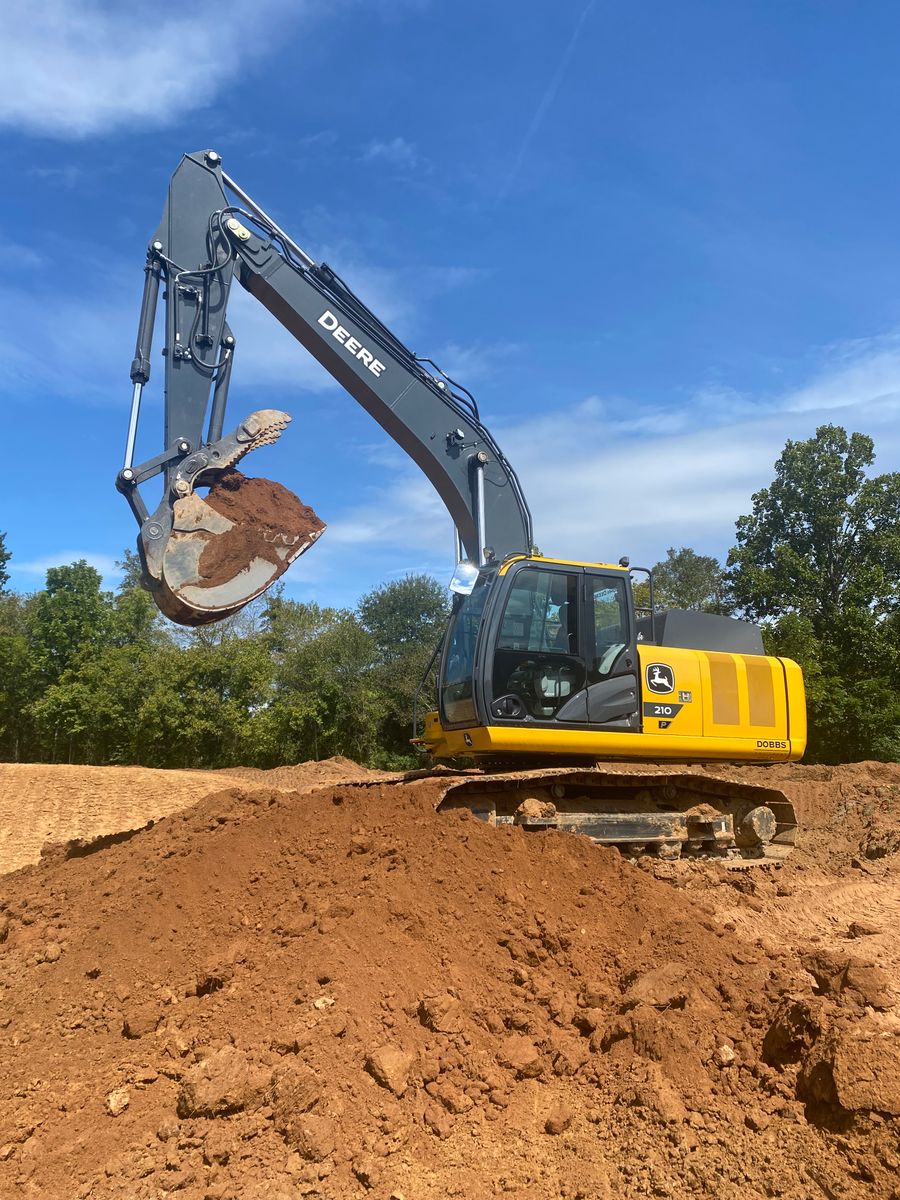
[497,569,578,654]
[492,569,584,721]
[591,576,628,675]
[440,574,490,724]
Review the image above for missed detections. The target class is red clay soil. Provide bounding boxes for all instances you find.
[197,470,325,589]
[0,759,897,1199]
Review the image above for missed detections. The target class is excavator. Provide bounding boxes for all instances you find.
[116,150,805,863]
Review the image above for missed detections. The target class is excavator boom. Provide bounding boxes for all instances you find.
[117,150,531,624]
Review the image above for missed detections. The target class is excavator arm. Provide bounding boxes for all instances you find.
[117,149,532,625]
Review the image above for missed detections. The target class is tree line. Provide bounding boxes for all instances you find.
[0,424,898,767]
[0,554,449,770]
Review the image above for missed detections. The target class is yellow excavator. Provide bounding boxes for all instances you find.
[117,150,805,862]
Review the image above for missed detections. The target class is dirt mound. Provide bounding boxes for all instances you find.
[0,764,250,877]
[0,766,898,1199]
[222,755,394,791]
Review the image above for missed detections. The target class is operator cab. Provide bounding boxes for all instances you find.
[440,557,641,735]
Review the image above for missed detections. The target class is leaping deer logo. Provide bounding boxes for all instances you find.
[646,663,675,694]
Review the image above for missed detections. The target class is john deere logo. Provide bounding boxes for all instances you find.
[646,663,675,694]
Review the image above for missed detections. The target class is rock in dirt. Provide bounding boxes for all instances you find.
[619,1062,688,1124]
[202,1129,231,1167]
[418,992,463,1033]
[272,1060,322,1120]
[545,1104,573,1135]
[516,796,556,821]
[176,1046,270,1118]
[763,998,830,1066]
[105,1087,130,1117]
[284,1113,336,1162]
[121,1003,160,1039]
[423,1104,454,1139]
[712,1043,736,1068]
[802,950,894,1009]
[497,1034,543,1078]
[622,963,692,1010]
[745,1109,770,1132]
[848,920,882,938]
[799,1024,900,1115]
[365,1045,414,1096]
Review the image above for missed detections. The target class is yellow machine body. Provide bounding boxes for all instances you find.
[422,644,806,761]
[420,555,807,765]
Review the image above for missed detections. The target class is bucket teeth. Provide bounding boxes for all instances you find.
[212,410,291,472]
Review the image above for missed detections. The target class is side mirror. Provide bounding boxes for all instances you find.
[449,560,479,596]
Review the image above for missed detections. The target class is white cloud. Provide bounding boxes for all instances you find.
[491,338,900,565]
[0,0,304,138]
[362,137,420,170]
[13,551,122,580]
[783,334,900,416]
[279,331,900,590]
[430,340,519,384]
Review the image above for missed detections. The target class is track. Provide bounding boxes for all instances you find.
[432,766,798,862]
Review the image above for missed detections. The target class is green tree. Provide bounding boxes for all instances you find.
[28,561,113,685]
[358,574,449,763]
[263,598,381,765]
[729,426,900,763]
[31,644,155,765]
[0,531,10,592]
[728,425,900,630]
[651,546,731,613]
[111,549,165,648]
[358,574,449,656]
[0,593,39,760]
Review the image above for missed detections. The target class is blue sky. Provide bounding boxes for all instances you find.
[3,0,900,610]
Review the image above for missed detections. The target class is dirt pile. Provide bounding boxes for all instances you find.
[0,762,897,1198]
[221,756,394,791]
[0,760,387,877]
[0,764,250,877]
[198,470,325,589]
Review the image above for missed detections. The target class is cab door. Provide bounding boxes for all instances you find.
[486,563,638,731]
[488,565,586,722]
[572,571,639,729]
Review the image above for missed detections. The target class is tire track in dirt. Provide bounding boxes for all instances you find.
[714,871,900,992]
[0,764,249,876]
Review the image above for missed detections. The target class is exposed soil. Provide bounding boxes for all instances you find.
[0,765,250,877]
[197,471,325,589]
[0,758,898,1199]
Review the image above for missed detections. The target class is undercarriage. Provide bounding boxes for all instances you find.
[433,766,798,863]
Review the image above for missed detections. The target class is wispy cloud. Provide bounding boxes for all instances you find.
[278,329,900,591]
[28,164,83,189]
[13,551,122,581]
[498,0,597,200]
[0,232,480,411]
[297,129,339,151]
[0,240,46,270]
[430,340,520,383]
[782,334,900,416]
[361,137,421,171]
[0,0,305,138]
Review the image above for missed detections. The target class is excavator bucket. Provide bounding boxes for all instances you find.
[136,410,325,626]
[150,471,325,626]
